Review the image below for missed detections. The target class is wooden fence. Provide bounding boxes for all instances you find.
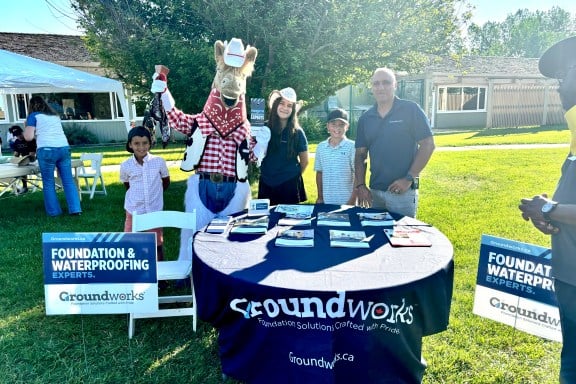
[490,83,565,128]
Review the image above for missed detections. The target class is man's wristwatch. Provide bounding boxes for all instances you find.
[541,201,559,221]
[404,174,414,183]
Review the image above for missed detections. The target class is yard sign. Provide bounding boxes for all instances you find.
[43,232,158,315]
[473,234,561,342]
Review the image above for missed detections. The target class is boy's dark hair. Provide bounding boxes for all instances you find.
[126,126,152,153]
[9,125,22,135]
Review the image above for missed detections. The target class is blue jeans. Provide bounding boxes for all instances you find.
[198,179,236,214]
[555,279,576,384]
[37,147,82,216]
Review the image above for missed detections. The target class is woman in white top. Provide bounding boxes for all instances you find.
[24,96,81,216]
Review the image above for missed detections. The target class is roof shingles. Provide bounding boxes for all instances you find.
[0,32,97,63]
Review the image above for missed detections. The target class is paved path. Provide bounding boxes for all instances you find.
[102,144,568,172]
[435,143,567,151]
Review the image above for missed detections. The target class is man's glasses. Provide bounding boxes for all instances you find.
[371,80,393,87]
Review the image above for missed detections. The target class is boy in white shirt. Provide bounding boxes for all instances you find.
[120,126,170,261]
[314,108,356,205]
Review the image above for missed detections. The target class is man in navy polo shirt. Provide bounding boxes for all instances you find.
[354,67,435,217]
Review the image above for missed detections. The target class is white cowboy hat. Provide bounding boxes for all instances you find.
[223,38,246,68]
[268,87,298,109]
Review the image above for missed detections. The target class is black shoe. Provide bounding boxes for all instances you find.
[70,212,82,216]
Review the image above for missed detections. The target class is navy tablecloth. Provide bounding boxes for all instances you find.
[193,205,453,384]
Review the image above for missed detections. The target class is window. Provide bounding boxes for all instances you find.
[0,96,7,121]
[113,93,125,118]
[13,92,123,121]
[15,94,30,119]
[437,86,486,112]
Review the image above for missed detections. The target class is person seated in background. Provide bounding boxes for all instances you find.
[8,125,19,150]
[11,126,37,193]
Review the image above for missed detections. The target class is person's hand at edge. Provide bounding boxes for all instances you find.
[519,194,549,222]
[151,65,169,93]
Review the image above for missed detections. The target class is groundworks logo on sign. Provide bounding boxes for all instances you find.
[490,296,560,327]
[59,290,145,303]
[229,291,414,324]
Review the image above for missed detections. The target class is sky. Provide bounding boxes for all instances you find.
[1,0,82,35]
[467,0,576,25]
[1,0,576,36]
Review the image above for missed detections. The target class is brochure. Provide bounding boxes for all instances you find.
[383,226,432,247]
[277,205,315,226]
[278,216,313,226]
[357,212,395,227]
[275,204,315,216]
[329,230,370,248]
[206,216,233,233]
[230,215,269,234]
[394,216,432,227]
[275,228,315,247]
[317,212,351,227]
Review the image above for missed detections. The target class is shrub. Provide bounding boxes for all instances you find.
[299,115,326,142]
[63,123,99,145]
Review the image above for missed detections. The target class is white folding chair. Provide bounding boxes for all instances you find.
[77,153,107,199]
[129,210,197,339]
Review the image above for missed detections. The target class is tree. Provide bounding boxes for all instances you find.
[72,0,469,111]
[467,6,576,58]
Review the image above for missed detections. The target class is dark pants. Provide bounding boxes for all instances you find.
[555,279,576,384]
[258,174,307,206]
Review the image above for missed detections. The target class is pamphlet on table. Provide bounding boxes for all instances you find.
[275,228,315,247]
[317,212,351,227]
[383,226,432,247]
[275,204,314,216]
[278,216,313,226]
[230,215,269,234]
[329,230,370,248]
[357,212,395,226]
[276,204,315,226]
[206,216,233,233]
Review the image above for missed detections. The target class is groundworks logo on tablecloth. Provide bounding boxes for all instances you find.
[229,291,414,324]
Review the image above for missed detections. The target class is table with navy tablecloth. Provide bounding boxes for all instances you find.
[192,205,453,384]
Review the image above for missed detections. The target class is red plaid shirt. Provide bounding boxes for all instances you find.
[167,89,251,177]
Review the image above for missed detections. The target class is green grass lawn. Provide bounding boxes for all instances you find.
[0,125,568,383]
[433,124,570,147]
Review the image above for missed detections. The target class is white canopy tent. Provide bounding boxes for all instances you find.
[0,49,130,131]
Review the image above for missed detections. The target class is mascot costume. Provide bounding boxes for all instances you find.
[151,38,269,260]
